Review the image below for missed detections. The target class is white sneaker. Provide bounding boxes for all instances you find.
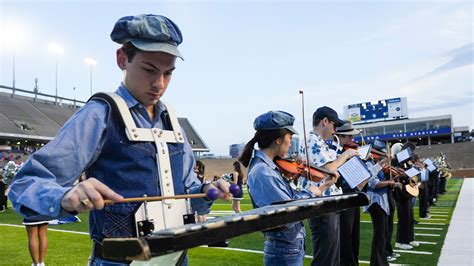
[391,252,400,258]
[410,241,420,247]
[395,242,413,250]
[387,256,397,262]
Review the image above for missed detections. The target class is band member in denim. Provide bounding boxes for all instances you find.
[240,110,336,266]
[9,14,230,266]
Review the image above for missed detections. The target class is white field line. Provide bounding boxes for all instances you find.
[393,249,433,255]
[415,233,441,237]
[417,241,438,245]
[361,221,447,226]
[420,218,446,221]
[419,222,446,225]
[430,214,449,217]
[212,205,252,206]
[414,227,443,230]
[429,211,449,214]
[0,223,89,235]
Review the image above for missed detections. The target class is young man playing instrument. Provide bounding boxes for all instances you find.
[9,14,230,265]
[299,106,358,266]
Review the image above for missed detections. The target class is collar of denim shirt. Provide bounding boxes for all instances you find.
[254,149,278,171]
[116,83,167,120]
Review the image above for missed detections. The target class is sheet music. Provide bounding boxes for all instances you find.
[357,145,371,160]
[420,169,429,182]
[427,164,436,172]
[337,157,371,189]
[424,158,434,166]
[405,167,420,178]
[396,149,410,163]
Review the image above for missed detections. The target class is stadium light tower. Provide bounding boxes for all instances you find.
[84,57,97,95]
[48,42,64,103]
[4,25,25,94]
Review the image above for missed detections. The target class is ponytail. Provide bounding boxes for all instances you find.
[238,128,292,168]
[239,135,258,168]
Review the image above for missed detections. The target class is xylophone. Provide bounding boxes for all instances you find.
[101,192,369,261]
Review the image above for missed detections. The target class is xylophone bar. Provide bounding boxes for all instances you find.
[102,192,369,261]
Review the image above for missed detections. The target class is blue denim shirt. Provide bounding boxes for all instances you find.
[364,167,390,215]
[9,84,211,226]
[247,150,314,242]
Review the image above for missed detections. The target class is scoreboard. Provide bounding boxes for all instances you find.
[343,97,408,124]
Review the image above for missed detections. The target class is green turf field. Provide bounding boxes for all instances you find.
[0,178,464,265]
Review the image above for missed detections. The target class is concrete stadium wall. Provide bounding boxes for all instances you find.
[416,142,474,169]
[199,158,245,182]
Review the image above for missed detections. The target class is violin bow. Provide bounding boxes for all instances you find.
[299,90,312,184]
[386,141,393,181]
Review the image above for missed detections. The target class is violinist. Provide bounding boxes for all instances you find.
[299,106,358,266]
[363,150,395,266]
[371,140,402,262]
[239,110,337,266]
[331,121,362,266]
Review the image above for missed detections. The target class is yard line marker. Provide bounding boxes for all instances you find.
[415,227,443,230]
[393,249,433,255]
[430,214,448,217]
[0,223,89,235]
[430,211,449,214]
[416,241,437,245]
[415,233,440,237]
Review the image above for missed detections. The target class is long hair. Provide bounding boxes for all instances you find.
[195,160,205,176]
[238,128,291,167]
[233,161,245,180]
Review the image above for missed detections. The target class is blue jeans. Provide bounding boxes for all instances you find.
[264,238,306,266]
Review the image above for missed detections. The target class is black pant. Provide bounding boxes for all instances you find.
[369,204,389,266]
[339,207,360,266]
[310,212,340,266]
[396,196,414,244]
[385,208,395,257]
[439,177,447,194]
[0,183,6,210]
[428,174,438,205]
[419,182,429,218]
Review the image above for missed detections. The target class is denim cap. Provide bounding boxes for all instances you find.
[253,111,298,134]
[110,14,184,60]
[313,106,346,127]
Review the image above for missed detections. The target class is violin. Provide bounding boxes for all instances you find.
[382,164,404,177]
[274,158,335,183]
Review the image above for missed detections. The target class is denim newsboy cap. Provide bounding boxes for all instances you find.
[110,14,184,60]
[253,111,298,134]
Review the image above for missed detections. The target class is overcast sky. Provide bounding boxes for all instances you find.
[1,0,472,155]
